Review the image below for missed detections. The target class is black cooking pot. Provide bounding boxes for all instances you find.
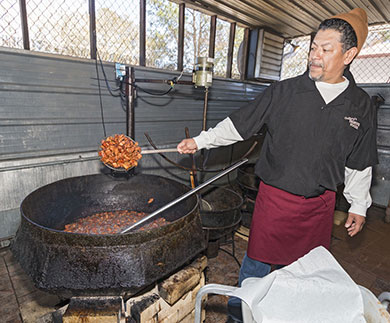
[237,163,260,200]
[11,174,206,298]
[200,187,243,240]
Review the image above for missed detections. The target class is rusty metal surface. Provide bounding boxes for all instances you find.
[11,174,207,298]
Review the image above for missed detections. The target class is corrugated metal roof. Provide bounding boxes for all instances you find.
[172,0,390,38]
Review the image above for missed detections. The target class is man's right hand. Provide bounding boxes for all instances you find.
[177,138,198,154]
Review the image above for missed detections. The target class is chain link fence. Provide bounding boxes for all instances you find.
[280,36,311,81]
[28,0,90,58]
[351,24,390,83]
[96,0,139,65]
[281,25,390,83]
[1,0,243,79]
[183,8,210,73]
[146,0,178,70]
[213,19,230,77]
[11,0,390,83]
[1,0,23,49]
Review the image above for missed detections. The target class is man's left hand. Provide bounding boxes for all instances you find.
[345,213,366,237]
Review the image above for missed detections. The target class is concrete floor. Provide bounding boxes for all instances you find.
[0,206,389,322]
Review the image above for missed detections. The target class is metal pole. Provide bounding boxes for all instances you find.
[209,16,217,59]
[89,0,97,59]
[178,3,185,71]
[140,0,146,66]
[19,0,30,50]
[202,87,209,131]
[226,22,236,79]
[200,87,209,169]
[241,28,250,81]
[126,67,135,139]
[121,158,248,233]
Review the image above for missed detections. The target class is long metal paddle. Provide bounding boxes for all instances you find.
[121,158,248,233]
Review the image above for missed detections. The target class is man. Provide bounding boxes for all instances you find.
[178,7,377,320]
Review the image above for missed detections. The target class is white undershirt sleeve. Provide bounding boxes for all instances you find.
[193,117,244,150]
[343,166,373,217]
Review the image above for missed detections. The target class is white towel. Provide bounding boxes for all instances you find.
[233,246,366,323]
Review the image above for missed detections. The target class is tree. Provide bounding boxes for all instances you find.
[146,0,179,70]
[96,7,139,64]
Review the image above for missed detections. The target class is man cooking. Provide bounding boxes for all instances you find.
[177,7,377,321]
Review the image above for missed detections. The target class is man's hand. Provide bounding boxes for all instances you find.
[345,212,365,237]
[177,138,198,154]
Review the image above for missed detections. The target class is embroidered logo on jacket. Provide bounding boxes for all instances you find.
[344,116,360,130]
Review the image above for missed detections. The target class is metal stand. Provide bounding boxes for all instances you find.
[203,217,242,269]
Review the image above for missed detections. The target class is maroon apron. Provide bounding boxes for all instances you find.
[247,181,336,265]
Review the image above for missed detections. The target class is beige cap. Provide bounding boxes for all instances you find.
[331,8,368,54]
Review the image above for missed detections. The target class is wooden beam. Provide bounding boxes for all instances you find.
[19,0,30,50]
[173,0,255,29]
[209,15,217,58]
[339,0,354,11]
[239,0,311,34]
[140,0,146,66]
[195,0,304,35]
[89,0,97,59]
[226,22,236,78]
[289,0,333,20]
[367,0,389,23]
[178,3,185,71]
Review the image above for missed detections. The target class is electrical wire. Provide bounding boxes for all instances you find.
[121,80,174,96]
[97,51,122,97]
[176,70,184,82]
[95,52,107,138]
[136,85,173,96]
[94,50,181,138]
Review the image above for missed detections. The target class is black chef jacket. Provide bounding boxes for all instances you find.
[229,69,378,198]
